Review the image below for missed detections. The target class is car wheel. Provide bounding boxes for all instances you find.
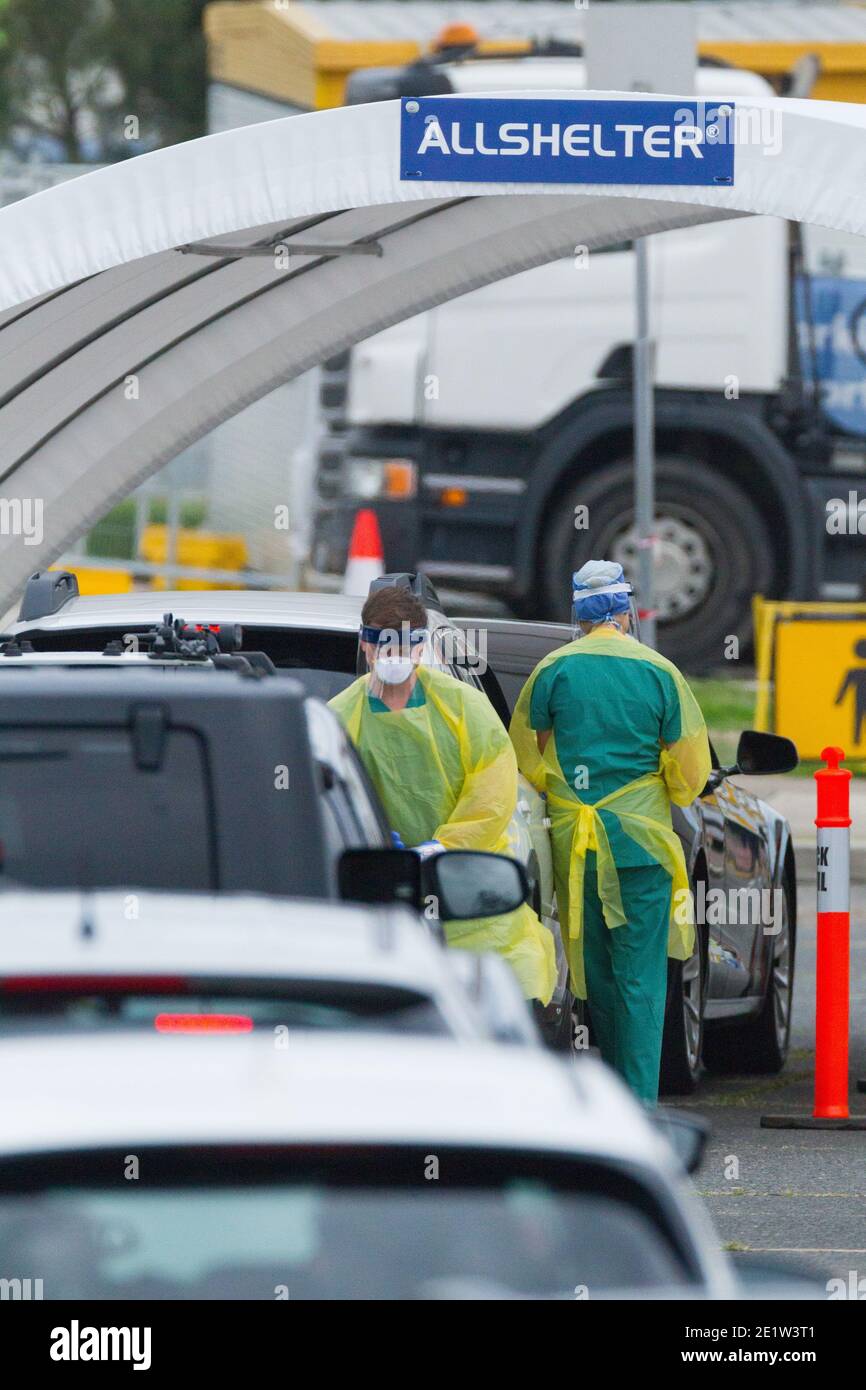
[541,457,774,671]
[659,923,706,1096]
[702,877,795,1076]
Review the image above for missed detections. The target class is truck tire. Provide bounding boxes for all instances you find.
[541,456,774,671]
[702,877,795,1076]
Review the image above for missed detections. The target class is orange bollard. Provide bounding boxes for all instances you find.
[814,746,851,1120]
[762,745,866,1129]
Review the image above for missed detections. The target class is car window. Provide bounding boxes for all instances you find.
[0,1172,691,1299]
[316,771,364,851]
[0,987,448,1038]
[18,624,360,700]
[337,741,389,845]
[0,726,215,890]
[305,699,389,848]
[316,784,350,857]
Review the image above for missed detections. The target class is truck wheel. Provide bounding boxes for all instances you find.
[659,925,706,1096]
[542,456,774,671]
[702,878,795,1076]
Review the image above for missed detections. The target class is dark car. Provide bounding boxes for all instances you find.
[455,616,799,1093]
[0,667,527,939]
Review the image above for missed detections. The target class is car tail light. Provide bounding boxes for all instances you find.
[154,1013,253,1034]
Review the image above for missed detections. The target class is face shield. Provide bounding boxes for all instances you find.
[357,621,431,697]
[571,578,641,641]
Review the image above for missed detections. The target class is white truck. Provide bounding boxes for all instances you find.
[310,41,866,669]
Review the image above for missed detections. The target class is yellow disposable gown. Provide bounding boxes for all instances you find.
[509,631,711,999]
[330,665,557,1003]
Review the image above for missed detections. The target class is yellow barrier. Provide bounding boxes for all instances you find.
[752,595,866,758]
[205,3,866,111]
[139,525,248,590]
[51,565,133,596]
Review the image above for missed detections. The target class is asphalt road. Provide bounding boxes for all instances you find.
[674,848,866,1290]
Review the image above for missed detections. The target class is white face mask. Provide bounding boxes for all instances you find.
[373,654,416,685]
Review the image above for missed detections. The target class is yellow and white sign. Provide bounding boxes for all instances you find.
[775,618,866,759]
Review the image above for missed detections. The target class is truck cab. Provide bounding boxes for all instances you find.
[311,38,863,669]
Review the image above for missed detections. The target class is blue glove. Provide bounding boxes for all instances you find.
[414,839,444,859]
[390,829,406,849]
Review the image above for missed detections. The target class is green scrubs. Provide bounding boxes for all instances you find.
[529,637,684,1105]
[528,641,684,866]
[582,866,672,1105]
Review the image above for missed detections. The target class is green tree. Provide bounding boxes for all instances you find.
[103,0,207,153]
[0,0,206,162]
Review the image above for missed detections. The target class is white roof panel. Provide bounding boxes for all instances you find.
[0,91,862,610]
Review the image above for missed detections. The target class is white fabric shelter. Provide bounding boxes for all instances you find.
[0,91,865,610]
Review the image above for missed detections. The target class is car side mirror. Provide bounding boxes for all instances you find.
[425,851,529,921]
[701,730,799,796]
[337,847,528,922]
[338,848,421,908]
[736,730,799,776]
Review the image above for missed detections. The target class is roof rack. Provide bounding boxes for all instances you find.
[18,570,79,623]
[107,613,243,662]
[111,614,276,676]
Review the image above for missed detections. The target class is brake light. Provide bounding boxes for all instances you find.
[154,1013,253,1034]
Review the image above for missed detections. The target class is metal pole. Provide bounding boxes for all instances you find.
[166,466,181,591]
[133,488,148,560]
[633,236,657,649]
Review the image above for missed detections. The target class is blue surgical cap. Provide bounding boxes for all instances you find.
[572,560,632,624]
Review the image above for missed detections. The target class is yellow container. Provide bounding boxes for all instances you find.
[139,525,248,590]
[53,565,133,596]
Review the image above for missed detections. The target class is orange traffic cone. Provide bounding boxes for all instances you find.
[342,508,384,596]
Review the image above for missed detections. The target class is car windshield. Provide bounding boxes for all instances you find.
[19,623,361,702]
[17,621,478,699]
[0,1170,691,1299]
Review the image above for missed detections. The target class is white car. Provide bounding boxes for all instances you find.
[0,890,539,1047]
[0,1029,746,1301]
[8,572,570,1046]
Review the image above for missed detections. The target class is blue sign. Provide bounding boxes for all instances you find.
[796,274,866,438]
[400,97,736,187]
